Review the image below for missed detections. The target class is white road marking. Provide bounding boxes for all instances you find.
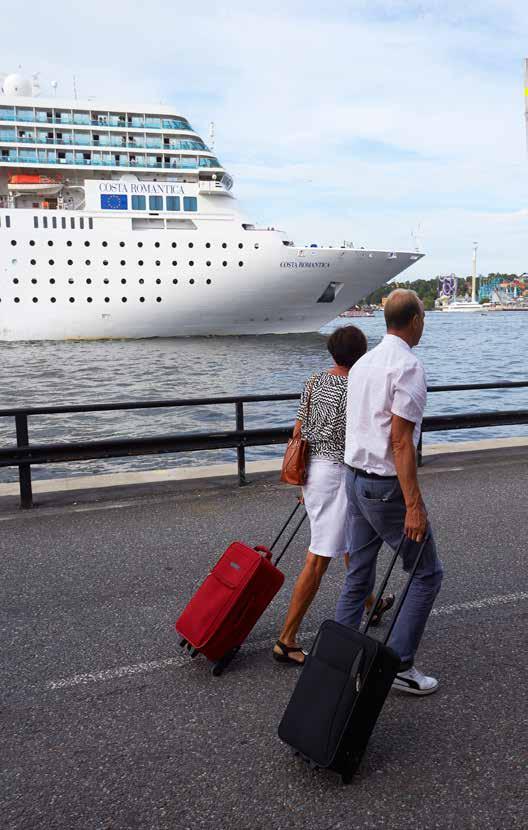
[46,590,528,691]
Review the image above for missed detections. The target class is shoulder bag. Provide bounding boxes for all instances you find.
[280,376,316,486]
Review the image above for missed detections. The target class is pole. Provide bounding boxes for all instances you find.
[472,242,478,304]
[15,413,33,509]
[235,402,247,486]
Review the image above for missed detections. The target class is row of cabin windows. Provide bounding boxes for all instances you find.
[0,107,191,131]
[18,236,249,249]
[129,195,197,212]
[0,215,11,227]
[3,287,212,304]
[9,277,213,285]
[17,257,240,269]
[33,216,94,230]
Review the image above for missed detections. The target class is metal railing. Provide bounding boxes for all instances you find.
[1,382,528,509]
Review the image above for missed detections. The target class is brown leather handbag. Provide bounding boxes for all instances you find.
[280,378,315,486]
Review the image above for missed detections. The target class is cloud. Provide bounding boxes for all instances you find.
[2,0,528,276]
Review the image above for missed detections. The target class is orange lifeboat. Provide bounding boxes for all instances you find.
[8,175,63,196]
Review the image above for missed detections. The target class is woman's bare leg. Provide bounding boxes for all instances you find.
[276,551,331,651]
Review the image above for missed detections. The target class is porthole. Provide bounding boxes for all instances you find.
[67,259,73,265]
[49,259,55,266]
[103,278,109,284]
[222,242,227,249]
[189,260,194,266]
[104,297,110,303]
[30,259,36,265]
[122,297,127,303]
[206,279,212,285]
[50,297,56,303]
[103,260,109,266]
[86,278,92,285]
[29,240,35,247]
[206,261,211,266]
[156,296,162,302]
[156,278,161,285]
[48,241,53,246]
[102,241,108,247]
[87,297,93,303]
[84,241,90,247]
[189,278,195,285]
[119,241,125,248]
[49,278,55,284]
[14,297,20,303]
[68,278,74,285]
[69,297,75,303]
[10,240,16,246]
[138,260,144,266]
[155,260,160,266]
[254,243,259,249]
[137,242,143,248]
[205,242,211,249]
[85,260,91,266]
[222,261,227,266]
[188,242,194,249]
[121,278,127,284]
[238,261,243,267]
[32,297,38,303]
[172,278,178,284]
[13,278,19,284]
[171,242,177,248]
[67,240,73,247]
[155,242,160,248]
[238,243,243,249]
[31,278,37,284]
[172,260,177,266]
[139,296,145,302]
[120,260,126,266]
[139,278,145,285]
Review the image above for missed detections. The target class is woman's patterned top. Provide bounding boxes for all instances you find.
[297,371,347,463]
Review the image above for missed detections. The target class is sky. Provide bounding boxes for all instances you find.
[2,0,528,278]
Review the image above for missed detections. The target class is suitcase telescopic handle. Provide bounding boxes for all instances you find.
[269,498,308,566]
[254,545,273,560]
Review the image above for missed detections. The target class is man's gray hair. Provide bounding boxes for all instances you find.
[384,289,422,330]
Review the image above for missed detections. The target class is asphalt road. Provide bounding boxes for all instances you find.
[1,448,527,830]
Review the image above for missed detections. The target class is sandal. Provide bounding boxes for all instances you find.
[369,593,396,627]
[272,640,307,666]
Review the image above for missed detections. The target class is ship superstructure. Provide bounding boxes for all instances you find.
[0,72,423,340]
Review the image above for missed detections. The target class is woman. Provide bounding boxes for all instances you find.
[273,325,395,665]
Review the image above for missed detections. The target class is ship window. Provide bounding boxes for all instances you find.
[121,278,127,284]
[189,261,194,266]
[51,297,56,303]
[183,197,197,212]
[238,243,243,249]
[42,217,48,228]
[32,297,38,303]
[62,218,66,229]
[104,278,109,284]
[172,260,177,266]
[104,297,110,302]
[13,278,19,284]
[206,261,211,266]
[88,218,93,229]
[132,195,146,210]
[85,259,91,265]
[103,260,109,266]
[10,240,16,246]
[52,217,57,229]
[48,240,53,246]
[139,278,144,284]
[156,297,162,302]
[102,241,108,247]
[149,196,163,211]
[206,279,212,285]
[239,261,244,267]
[30,259,36,265]
[67,240,73,247]
[120,260,126,266]
[49,259,54,265]
[254,243,259,249]
[155,260,160,266]
[84,240,90,247]
[221,243,227,249]
[137,241,143,247]
[166,196,180,211]
[154,242,160,248]
[49,278,55,284]
[86,278,92,284]
[70,218,75,229]
[138,260,144,266]
[156,278,161,285]
[6,215,11,227]
[188,242,194,248]
[317,281,344,303]
[79,218,84,229]
[33,217,38,229]
[31,278,37,284]
[68,259,73,265]
[30,240,35,246]
[122,297,127,303]
[140,297,145,302]
[171,242,177,248]
[87,297,93,303]
[68,278,74,284]
[222,261,227,266]
[119,241,125,247]
[205,242,211,248]
[189,278,195,285]
[172,279,178,284]
[14,297,20,303]
[69,297,75,303]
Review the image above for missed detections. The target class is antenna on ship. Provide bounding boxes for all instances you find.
[51,80,58,97]
[209,121,215,151]
[73,75,78,100]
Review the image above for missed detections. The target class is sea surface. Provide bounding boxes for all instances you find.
[2,311,527,482]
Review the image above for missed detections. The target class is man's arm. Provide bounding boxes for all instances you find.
[390,414,427,542]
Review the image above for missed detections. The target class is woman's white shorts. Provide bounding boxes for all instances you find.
[302,457,348,558]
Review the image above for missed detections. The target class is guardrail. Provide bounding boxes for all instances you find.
[1,382,528,509]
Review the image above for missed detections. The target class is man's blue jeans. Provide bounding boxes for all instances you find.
[335,468,443,668]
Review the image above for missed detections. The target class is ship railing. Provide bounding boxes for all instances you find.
[1,380,528,509]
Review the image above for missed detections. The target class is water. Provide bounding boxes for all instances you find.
[2,311,527,482]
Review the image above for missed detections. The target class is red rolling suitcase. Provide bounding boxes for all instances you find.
[176,501,306,675]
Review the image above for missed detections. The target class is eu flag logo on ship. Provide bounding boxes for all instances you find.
[101,194,128,210]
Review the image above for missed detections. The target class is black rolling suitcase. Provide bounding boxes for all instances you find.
[278,534,429,784]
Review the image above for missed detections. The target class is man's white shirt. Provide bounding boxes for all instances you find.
[344,334,427,476]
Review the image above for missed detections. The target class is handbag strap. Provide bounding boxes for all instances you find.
[302,373,318,429]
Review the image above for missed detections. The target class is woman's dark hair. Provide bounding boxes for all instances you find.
[326,325,367,368]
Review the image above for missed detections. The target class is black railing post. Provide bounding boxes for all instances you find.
[235,401,247,486]
[417,430,423,468]
[15,413,33,509]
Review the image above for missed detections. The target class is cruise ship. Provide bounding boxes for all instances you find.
[0,72,423,340]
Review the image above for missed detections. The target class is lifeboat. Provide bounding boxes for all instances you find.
[8,175,63,196]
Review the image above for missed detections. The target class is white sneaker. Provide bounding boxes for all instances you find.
[392,666,439,696]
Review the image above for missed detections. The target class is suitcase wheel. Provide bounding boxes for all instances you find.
[211,646,240,677]
[179,638,187,648]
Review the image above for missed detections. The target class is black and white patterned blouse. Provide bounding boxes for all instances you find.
[297,371,347,463]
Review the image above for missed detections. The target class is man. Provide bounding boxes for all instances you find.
[335,288,443,695]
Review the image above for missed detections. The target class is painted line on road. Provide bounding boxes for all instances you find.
[45,590,528,692]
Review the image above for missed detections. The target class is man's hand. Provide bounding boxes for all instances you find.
[404,502,427,542]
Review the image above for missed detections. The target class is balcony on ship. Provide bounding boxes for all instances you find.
[0,146,224,173]
[0,106,193,132]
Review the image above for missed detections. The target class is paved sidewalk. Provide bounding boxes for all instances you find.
[1,447,527,829]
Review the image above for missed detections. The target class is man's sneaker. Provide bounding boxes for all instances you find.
[392,666,439,696]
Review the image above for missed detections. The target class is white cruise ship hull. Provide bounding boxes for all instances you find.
[0,208,422,340]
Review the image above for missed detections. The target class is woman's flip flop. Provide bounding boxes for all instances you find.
[272,640,307,666]
[369,593,396,627]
